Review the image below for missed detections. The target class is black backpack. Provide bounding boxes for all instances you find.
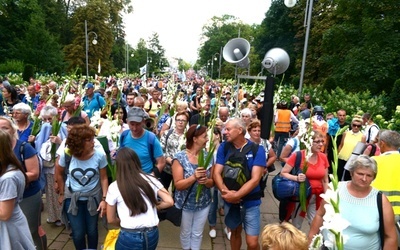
[222,141,259,191]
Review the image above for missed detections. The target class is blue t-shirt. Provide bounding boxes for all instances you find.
[17,121,33,142]
[120,130,163,173]
[216,140,266,207]
[83,93,106,118]
[22,95,40,110]
[59,149,107,194]
[13,140,40,198]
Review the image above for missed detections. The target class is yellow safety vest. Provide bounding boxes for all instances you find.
[371,153,400,218]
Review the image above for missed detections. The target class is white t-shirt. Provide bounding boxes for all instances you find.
[106,174,163,229]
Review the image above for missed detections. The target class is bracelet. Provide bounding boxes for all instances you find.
[59,193,64,196]
[102,196,106,201]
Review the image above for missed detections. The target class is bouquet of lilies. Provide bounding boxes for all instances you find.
[297,119,314,211]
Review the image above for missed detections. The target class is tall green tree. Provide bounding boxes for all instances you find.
[319,0,400,94]
[0,0,64,72]
[64,0,114,75]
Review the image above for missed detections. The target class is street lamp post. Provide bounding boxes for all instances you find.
[85,20,98,79]
[285,0,314,97]
[211,52,221,79]
[126,44,134,75]
[146,51,152,78]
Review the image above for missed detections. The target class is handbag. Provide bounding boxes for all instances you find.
[39,139,55,168]
[158,183,194,227]
[103,228,120,250]
[272,151,311,201]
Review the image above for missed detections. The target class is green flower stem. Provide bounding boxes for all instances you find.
[30,116,41,136]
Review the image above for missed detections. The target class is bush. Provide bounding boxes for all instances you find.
[0,60,24,74]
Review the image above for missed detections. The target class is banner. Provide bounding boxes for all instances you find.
[98,59,101,74]
[140,64,147,75]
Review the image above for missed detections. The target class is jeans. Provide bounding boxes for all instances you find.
[274,132,289,158]
[180,205,211,250]
[208,188,219,227]
[116,227,159,250]
[64,199,99,250]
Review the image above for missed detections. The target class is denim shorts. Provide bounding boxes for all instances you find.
[116,226,159,250]
[224,203,260,236]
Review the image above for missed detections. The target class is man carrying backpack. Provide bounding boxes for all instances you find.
[213,118,266,250]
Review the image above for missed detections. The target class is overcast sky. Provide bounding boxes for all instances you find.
[123,0,272,63]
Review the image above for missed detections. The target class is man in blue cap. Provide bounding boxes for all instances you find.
[82,83,106,118]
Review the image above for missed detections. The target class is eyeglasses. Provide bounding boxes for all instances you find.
[352,124,362,128]
[313,140,325,144]
[176,119,187,123]
[196,124,201,130]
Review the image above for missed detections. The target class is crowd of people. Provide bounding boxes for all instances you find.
[0,74,399,250]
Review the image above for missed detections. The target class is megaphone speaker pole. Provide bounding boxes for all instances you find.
[260,76,275,140]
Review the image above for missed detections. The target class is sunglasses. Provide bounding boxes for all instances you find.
[352,124,362,128]
[176,119,187,123]
[313,140,325,144]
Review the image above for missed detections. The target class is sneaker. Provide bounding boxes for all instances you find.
[54,220,64,227]
[224,227,231,241]
[209,228,216,238]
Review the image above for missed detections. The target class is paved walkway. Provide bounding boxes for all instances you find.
[43,171,310,249]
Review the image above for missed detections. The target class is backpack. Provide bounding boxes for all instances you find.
[120,130,159,176]
[367,124,379,143]
[20,141,45,189]
[222,141,259,191]
[61,110,82,122]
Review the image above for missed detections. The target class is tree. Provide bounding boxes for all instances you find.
[64,0,114,75]
[0,0,64,72]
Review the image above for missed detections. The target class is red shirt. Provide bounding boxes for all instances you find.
[287,150,329,192]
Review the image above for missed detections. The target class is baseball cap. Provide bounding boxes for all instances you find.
[127,107,146,123]
[85,83,94,89]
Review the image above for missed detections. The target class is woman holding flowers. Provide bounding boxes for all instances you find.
[280,131,329,229]
[308,155,397,250]
[172,124,214,250]
[34,105,63,226]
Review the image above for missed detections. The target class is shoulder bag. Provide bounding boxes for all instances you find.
[158,183,194,227]
[272,151,311,201]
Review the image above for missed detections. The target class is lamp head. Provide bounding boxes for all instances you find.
[92,39,98,45]
[284,0,297,8]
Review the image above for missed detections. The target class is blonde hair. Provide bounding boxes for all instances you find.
[352,115,363,124]
[261,222,308,250]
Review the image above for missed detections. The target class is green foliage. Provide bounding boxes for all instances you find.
[23,64,35,82]
[386,79,400,118]
[0,60,24,74]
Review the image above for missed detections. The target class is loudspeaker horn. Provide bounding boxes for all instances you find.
[222,38,250,68]
[261,48,290,75]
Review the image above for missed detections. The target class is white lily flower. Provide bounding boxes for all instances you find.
[320,187,338,204]
[322,213,350,233]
